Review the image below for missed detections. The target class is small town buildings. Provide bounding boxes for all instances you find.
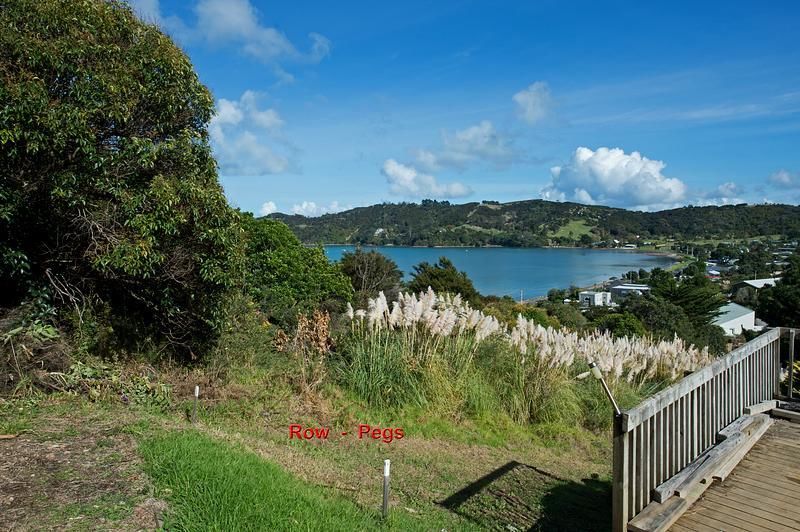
[578,291,612,307]
[610,283,651,301]
[713,302,760,336]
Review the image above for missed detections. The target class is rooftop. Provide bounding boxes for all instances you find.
[714,302,754,325]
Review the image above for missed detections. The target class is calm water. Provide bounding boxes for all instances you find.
[324,246,675,298]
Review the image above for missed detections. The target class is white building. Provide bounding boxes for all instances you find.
[610,283,651,301]
[579,291,612,307]
[713,302,759,336]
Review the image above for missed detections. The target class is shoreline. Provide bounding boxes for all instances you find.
[320,243,680,257]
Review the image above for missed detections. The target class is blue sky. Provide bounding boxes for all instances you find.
[131,0,800,215]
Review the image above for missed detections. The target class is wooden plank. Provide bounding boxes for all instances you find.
[628,481,708,532]
[732,470,800,495]
[690,501,787,532]
[712,415,773,481]
[612,417,630,532]
[678,510,752,532]
[743,400,778,415]
[790,329,796,401]
[702,491,800,529]
[712,481,800,507]
[622,329,781,432]
[652,431,744,503]
[772,408,800,423]
[669,524,699,532]
[729,472,800,498]
[701,491,800,530]
[626,495,687,532]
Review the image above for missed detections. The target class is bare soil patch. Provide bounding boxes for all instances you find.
[0,405,165,531]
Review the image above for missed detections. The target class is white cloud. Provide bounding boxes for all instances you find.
[414,120,515,171]
[129,0,329,82]
[213,131,290,175]
[291,201,348,217]
[209,91,290,176]
[542,147,687,210]
[769,169,800,189]
[513,81,553,124]
[382,159,471,199]
[259,201,278,216]
[695,182,746,206]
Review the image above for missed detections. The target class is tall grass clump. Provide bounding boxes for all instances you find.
[338,288,714,428]
[335,290,501,411]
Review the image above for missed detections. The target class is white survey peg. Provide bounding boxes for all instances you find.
[194,385,200,398]
[384,459,391,477]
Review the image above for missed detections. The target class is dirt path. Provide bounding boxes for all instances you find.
[0,404,166,531]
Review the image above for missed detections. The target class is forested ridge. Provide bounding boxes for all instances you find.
[270,200,800,246]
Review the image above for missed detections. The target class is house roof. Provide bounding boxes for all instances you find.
[736,278,780,289]
[611,284,651,291]
[714,302,754,326]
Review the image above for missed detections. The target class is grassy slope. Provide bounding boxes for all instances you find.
[2,365,615,531]
[549,219,594,239]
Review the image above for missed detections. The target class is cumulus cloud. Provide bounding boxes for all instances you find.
[769,169,800,189]
[542,147,687,210]
[414,121,516,171]
[382,159,471,199]
[129,0,329,82]
[291,201,348,217]
[695,182,746,206]
[259,201,278,216]
[209,91,291,176]
[513,81,553,124]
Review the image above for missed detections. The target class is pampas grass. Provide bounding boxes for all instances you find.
[338,288,714,425]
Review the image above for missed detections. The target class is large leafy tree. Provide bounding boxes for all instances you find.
[242,215,352,324]
[757,255,800,327]
[0,0,242,355]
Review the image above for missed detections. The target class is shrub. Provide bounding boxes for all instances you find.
[242,214,352,326]
[407,257,481,305]
[1,0,243,357]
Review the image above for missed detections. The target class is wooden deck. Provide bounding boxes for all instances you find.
[672,420,800,532]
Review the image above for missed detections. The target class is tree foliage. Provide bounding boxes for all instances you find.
[339,248,402,308]
[242,215,352,325]
[0,0,242,355]
[757,255,800,327]
[407,257,481,304]
[272,199,800,247]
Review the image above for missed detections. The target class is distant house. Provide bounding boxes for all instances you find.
[713,302,760,336]
[731,277,780,305]
[579,291,612,307]
[610,283,651,302]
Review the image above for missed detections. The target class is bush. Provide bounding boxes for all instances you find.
[339,248,402,308]
[242,214,352,325]
[407,257,481,305]
[1,0,242,357]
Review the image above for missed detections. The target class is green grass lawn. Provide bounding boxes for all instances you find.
[140,429,471,531]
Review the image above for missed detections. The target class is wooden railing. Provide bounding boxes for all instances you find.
[611,327,788,532]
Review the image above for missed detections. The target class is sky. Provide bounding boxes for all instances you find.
[130,0,800,216]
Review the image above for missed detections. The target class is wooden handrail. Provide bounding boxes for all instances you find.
[612,328,787,532]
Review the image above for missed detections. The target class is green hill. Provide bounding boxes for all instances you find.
[269,200,800,247]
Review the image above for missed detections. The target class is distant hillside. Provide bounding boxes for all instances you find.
[268,200,800,247]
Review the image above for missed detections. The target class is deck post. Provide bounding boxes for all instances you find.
[790,329,796,400]
[612,413,629,532]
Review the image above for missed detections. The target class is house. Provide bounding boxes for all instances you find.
[713,302,760,336]
[610,283,651,302]
[731,277,780,305]
[578,291,612,307]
